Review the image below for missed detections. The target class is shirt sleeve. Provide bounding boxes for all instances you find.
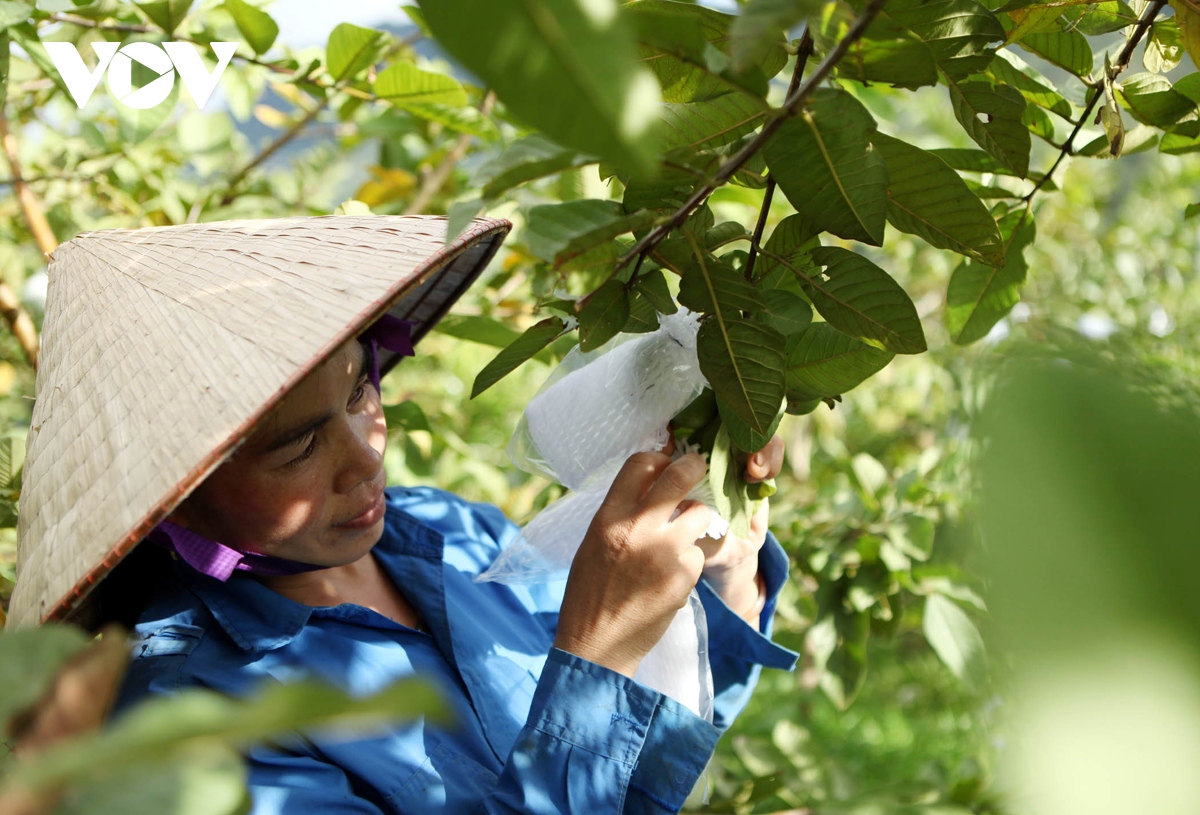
[486,647,720,815]
[695,531,800,731]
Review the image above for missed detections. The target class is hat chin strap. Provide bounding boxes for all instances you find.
[148,520,326,581]
[360,314,417,391]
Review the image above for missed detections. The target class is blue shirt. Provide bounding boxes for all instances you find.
[115,486,798,814]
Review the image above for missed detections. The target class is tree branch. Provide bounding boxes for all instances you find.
[743,29,813,283]
[403,91,497,215]
[1023,0,1167,201]
[218,96,332,206]
[609,0,889,279]
[0,113,53,369]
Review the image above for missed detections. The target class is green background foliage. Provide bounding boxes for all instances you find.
[0,0,1198,811]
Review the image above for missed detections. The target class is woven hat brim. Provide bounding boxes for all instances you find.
[9,215,510,628]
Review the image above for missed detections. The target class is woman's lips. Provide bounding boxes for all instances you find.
[336,486,385,529]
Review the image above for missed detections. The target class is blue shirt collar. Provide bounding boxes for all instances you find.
[178,499,445,653]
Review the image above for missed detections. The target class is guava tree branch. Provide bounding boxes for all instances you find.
[0,113,53,368]
[743,29,814,283]
[403,90,497,215]
[218,95,333,206]
[1023,0,1167,202]
[610,0,889,280]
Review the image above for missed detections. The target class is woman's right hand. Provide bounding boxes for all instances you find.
[553,452,713,678]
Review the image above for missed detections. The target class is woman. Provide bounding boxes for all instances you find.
[10,215,797,813]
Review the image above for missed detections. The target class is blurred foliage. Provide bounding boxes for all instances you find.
[0,0,1196,813]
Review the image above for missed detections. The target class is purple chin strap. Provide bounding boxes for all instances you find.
[148,314,417,582]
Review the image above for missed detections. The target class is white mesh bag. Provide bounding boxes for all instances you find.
[478,309,729,720]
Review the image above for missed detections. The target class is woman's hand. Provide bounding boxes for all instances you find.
[554,452,713,678]
[697,435,785,624]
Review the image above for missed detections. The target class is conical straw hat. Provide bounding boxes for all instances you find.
[8,214,510,629]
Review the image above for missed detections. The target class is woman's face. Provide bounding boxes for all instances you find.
[172,338,388,567]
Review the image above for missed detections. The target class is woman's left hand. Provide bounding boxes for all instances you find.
[696,435,784,624]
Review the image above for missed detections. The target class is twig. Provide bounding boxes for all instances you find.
[1,115,58,257]
[610,0,889,282]
[0,282,39,369]
[743,30,813,283]
[402,91,497,215]
[1023,0,1167,201]
[0,173,88,186]
[218,97,332,205]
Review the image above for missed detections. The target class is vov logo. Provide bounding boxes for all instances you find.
[44,41,239,110]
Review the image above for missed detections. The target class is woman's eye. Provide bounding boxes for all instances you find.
[284,433,317,469]
[349,375,371,407]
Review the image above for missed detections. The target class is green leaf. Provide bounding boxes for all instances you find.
[807,246,927,354]
[1070,0,1138,35]
[16,678,448,793]
[325,22,387,82]
[696,317,787,444]
[729,0,819,72]
[0,626,90,730]
[1145,17,1185,73]
[398,101,499,139]
[374,61,467,108]
[764,88,889,245]
[10,23,71,98]
[524,199,624,263]
[55,747,248,815]
[1175,73,1200,104]
[784,322,894,402]
[1118,72,1198,128]
[628,0,788,97]
[434,314,518,347]
[1017,29,1093,76]
[1171,0,1200,74]
[808,610,869,709]
[472,317,570,398]
[945,207,1035,344]
[872,132,1004,265]
[382,401,431,434]
[579,279,631,351]
[760,289,813,335]
[929,147,1017,174]
[622,289,660,333]
[708,423,769,538]
[987,49,1072,118]
[1022,102,1055,141]
[474,135,590,200]
[838,36,939,88]
[923,593,986,684]
[446,198,485,245]
[419,0,661,174]
[946,76,1031,177]
[0,435,24,490]
[1004,5,1062,41]
[874,0,1005,67]
[223,0,277,55]
[717,394,785,457]
[634,268,679,314]
[755,213,819,285]
[658,92,769,152]
[677,234,762,316]
[0,0,30,31]
[1186,202,1200,219]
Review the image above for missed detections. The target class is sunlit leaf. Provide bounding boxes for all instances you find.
[764,88,889,245]
[987,49,1072,118]
[1017,29,1093,76]
[474,136,591,200]
[1145,18,1185,72]
[806,247,927,354]
[784,322,894,403]
[946,75,1031,177]
[872,132,1005,265]
[374,61,467,108]
[135,0,192,34]
[924,594,987,684]
[224,0,277,55]
[472,317,571,398]
[696,317,787,445]
[945,207,1035,344]
[419,0,662,173]
[325,22,388,81]
[1118,72,1198,128]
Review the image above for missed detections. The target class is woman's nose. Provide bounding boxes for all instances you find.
[334,399,386,494]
